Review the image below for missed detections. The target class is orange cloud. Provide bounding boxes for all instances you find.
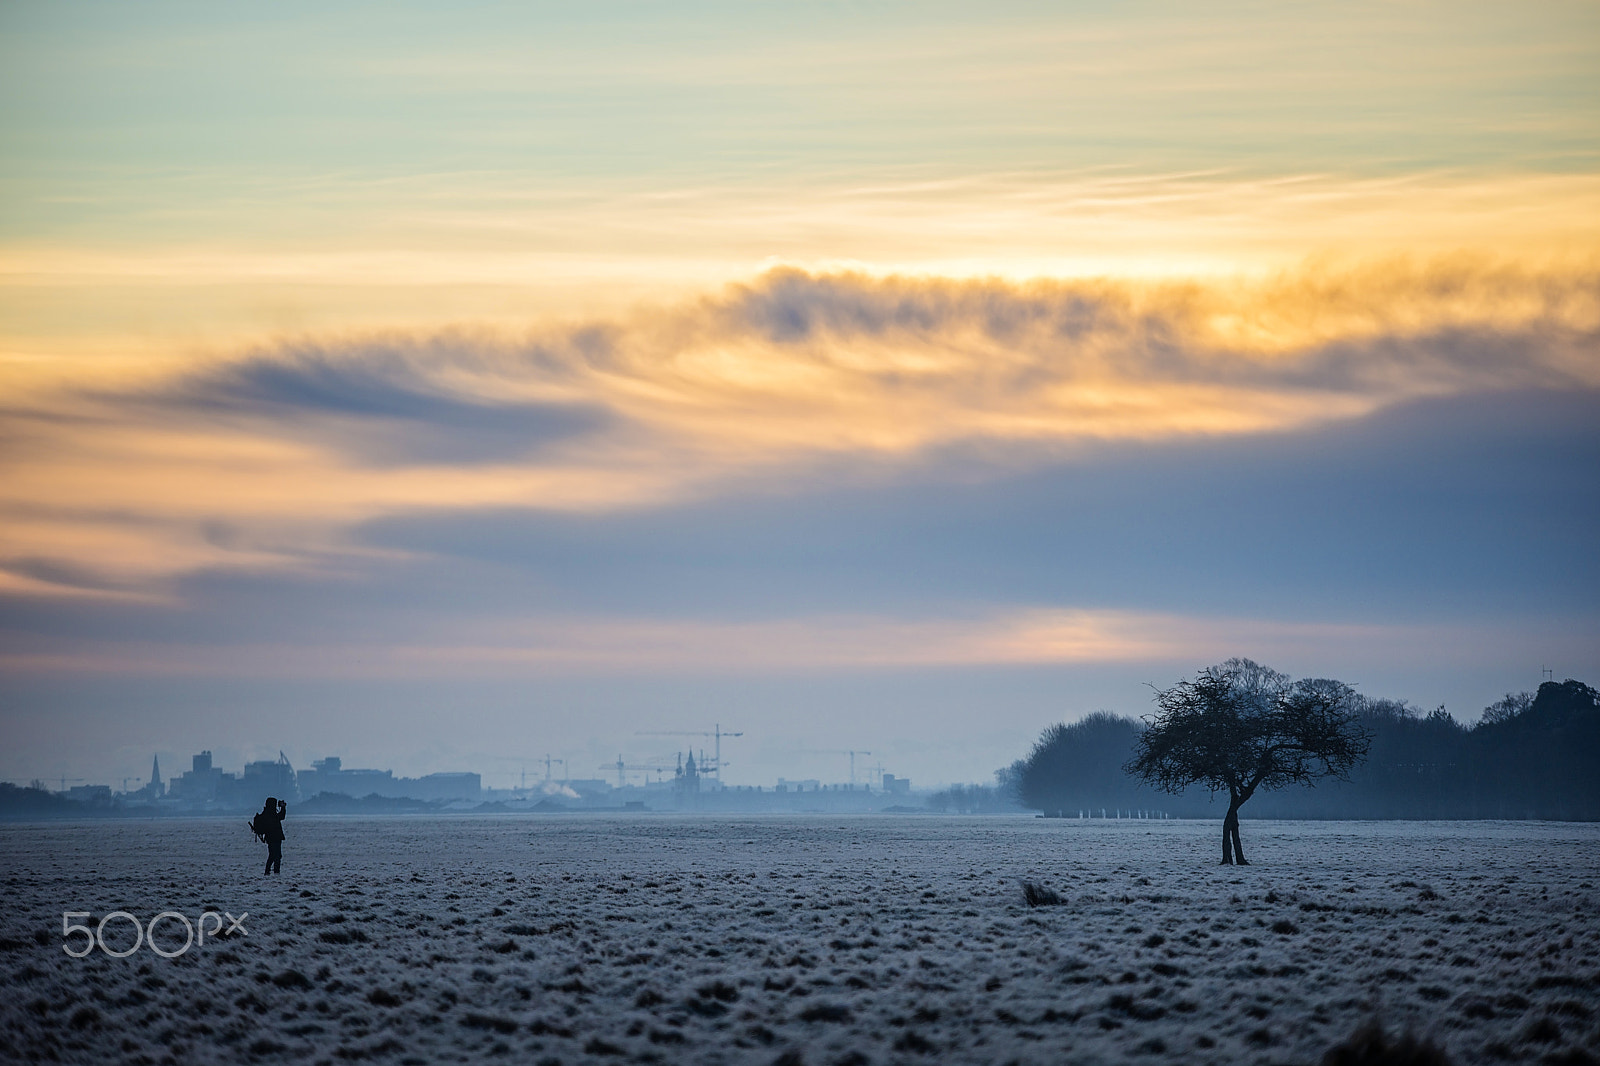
[0,259,1595,598]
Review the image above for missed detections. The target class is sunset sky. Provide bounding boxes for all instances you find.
[2,0,1596,789]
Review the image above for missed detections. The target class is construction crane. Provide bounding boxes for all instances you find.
[634,724,743,784]
[801,749,873,787]
[600,756,676,788]
[503,756,568,793]
[505,756,566,794]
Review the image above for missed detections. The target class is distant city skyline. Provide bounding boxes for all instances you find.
[8,662,1585,796]
[8,741,932,817]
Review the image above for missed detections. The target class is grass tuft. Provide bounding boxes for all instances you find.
[1021,880,1064,907]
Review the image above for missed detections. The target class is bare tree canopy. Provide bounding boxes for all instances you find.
[1127,658,1370,864]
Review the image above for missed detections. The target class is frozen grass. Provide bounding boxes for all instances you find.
[1,816,1597,1064]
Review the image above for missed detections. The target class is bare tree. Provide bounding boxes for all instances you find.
[1126,658,1370,864]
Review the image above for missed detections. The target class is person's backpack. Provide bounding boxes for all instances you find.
[250,812,265,838]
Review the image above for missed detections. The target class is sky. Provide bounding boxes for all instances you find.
[1,0,1597,791]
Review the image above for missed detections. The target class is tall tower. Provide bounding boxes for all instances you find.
[675,752,700,792]
[150,754,163,797]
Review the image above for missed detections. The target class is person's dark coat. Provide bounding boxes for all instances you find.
[253,803,286,842]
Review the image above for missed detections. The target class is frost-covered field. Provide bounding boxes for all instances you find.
[2,816,1597,1065]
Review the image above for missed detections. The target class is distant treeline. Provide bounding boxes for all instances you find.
[926,783,1017,814]
[1016,679,1600,821]
[0,783,104,820]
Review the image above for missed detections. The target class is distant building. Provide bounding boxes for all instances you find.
[242,754,299,802]
[297,757,480,802]
[296,757,397,799]
[676,752,700,792]
[881,773,911,796]
[168,750,228,802]
[67,784,112,805]
[128,754,165,801]
[776,779,820,792]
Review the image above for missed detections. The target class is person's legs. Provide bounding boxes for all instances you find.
[267,841,282,874]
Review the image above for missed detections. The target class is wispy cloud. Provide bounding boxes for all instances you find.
[131,344,612,467]
[0,260,1595,598]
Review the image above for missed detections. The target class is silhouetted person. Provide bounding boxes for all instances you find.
[253,797,287,875]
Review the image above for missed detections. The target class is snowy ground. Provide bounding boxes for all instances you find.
[2,816,1597,1065]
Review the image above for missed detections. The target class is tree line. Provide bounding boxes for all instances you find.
[1014,674,1600,823]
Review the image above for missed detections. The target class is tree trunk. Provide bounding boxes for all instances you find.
[1221,801,1246,864]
